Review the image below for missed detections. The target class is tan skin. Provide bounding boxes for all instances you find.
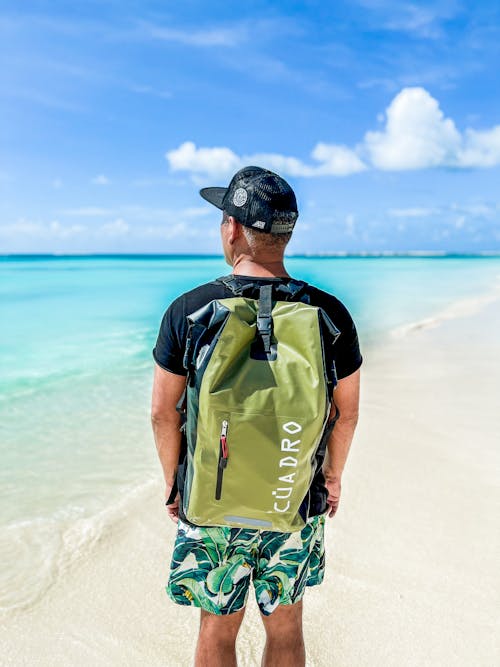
[151,215,360,666]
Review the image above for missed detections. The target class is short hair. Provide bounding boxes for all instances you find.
[242,225,292,250]
[223,211,293,251]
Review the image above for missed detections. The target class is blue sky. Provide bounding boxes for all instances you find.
[1,0,499,254]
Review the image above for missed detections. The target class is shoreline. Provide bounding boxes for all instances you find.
[1,299,499,666]
[389,283,500,338]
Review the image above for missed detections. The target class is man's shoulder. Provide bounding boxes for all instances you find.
[167,278,227,314]
[303,283,355,323]
[177,279,224,301]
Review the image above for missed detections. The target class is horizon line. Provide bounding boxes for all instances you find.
[1,251,500,259]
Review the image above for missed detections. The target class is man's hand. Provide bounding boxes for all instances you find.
[324,474,342,517]
[165,486,180,523]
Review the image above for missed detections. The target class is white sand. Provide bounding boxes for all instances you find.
[2,302,499,666]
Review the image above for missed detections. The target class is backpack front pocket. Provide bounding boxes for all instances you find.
[184,410,321,532]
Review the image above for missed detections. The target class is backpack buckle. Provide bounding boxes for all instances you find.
[257,314,272,335]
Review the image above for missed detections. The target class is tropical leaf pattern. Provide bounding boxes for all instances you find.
[166,514,325,616]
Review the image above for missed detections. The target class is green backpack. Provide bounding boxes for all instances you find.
[177,276,340,533]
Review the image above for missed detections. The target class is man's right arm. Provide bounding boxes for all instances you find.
[151,363,186,521]
[323,367,361,517]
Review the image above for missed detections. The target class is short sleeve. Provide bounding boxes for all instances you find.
[332,310,363,380]
[152,296,188,376]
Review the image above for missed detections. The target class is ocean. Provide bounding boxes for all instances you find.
[1,254,499,614]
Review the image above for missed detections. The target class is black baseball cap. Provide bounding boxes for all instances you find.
[199,166,298,234]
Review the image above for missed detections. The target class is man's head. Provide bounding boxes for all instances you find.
[199,166,298,266]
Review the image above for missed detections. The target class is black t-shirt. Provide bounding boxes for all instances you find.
[153,274,363,380]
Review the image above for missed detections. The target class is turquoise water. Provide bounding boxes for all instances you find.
[1,254,499,612]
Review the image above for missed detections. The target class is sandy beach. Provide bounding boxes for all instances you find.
[1,299,499,667]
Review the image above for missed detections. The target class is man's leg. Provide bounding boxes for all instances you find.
[260,600,305,667]
[252,516,325,666]
[195,607,246,667]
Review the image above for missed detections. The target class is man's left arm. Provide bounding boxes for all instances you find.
[323,367,361,517]
[151,363,186,522]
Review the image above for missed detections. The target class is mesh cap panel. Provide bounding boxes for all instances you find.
[200,166,298,234]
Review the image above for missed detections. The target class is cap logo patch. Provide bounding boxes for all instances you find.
[233,188,248,207]
[252,220,266,229]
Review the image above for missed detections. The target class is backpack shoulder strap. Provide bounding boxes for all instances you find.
[216,275,310,303]
[275,279,309,303]
[257,284,273,354]
[215,275,256,297]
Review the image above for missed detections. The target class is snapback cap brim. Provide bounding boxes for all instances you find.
[199,187,227,210]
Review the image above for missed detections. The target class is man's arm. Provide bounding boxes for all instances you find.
[151,363,186,521]
[323,367,361,517]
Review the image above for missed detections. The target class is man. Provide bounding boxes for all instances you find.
[151,166,362,667]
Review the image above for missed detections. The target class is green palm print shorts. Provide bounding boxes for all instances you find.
[166,513,326,616]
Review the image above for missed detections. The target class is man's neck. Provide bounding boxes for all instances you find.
[231,256,290,278]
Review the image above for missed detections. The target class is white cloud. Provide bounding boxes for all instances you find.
[0,218,86,238]
[345,213,356,236]
[387,201,499,223]
[457,126,500,168]
[48,220,86,238]
[62,207,113,217]
[182,207,212,218]
[383,5,446,39]
[119,205,212,221]
[246,153,317,177]
[91,174,110,185]
[310,144,367,176]
[365,87,462,169]
[58,204,212,224]
[147,24,242,47]
[358,77,397,92]
[99,218,129,236]
[5,88,85,112]
[365,87,500,170]
[141,222,193,240]
[450,202,498,218]
[389,207,438,218]
[166,141,366,179]
[353,1,460,39]
[0,212,211,245]
[0,219,43,236]
[167,142,241,177]
[144,17,300,49]
[166,88,500,179]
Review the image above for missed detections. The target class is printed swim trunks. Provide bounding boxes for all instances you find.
[166,513,325,616]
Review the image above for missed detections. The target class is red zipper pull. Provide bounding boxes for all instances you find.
[220,420,229,460]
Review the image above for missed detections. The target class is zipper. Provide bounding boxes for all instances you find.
[215,420,229,500]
